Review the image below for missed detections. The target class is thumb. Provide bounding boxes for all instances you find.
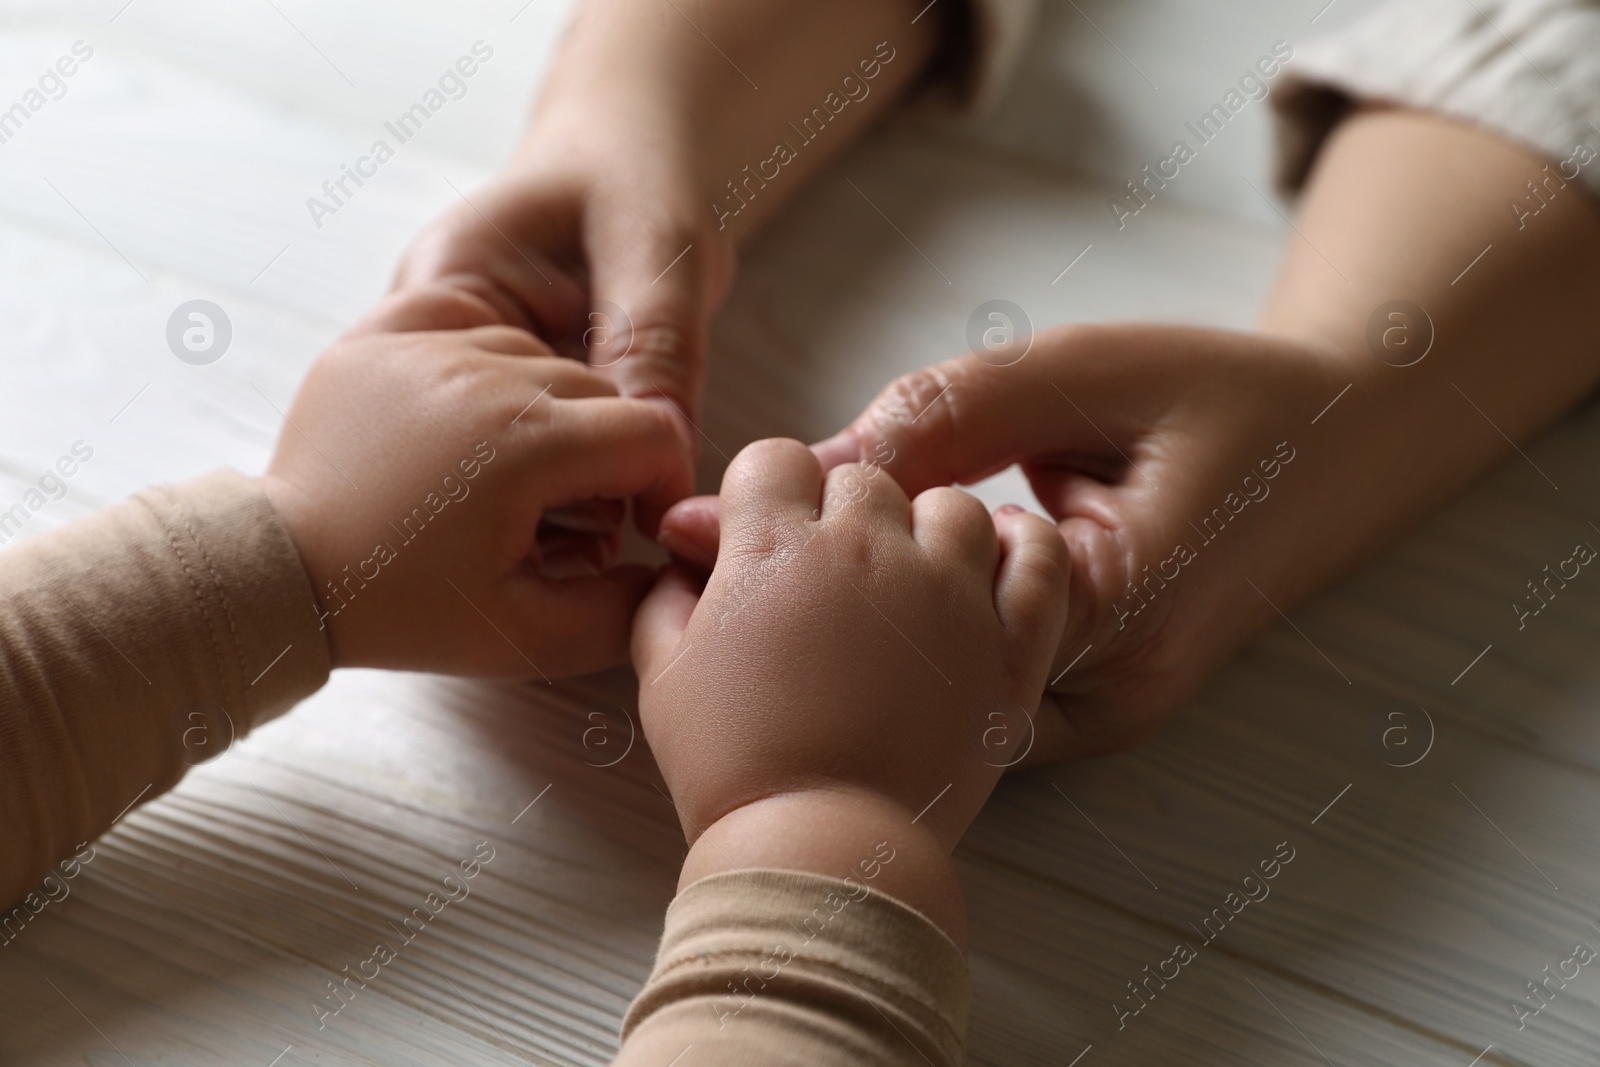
[631,565,702,684]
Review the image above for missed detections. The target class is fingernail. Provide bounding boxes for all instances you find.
[810,430,861,469]
[996,504,1025,516]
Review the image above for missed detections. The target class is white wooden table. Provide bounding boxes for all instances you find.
[3,3,1598,1065]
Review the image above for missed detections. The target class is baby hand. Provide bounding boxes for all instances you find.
[631,439,1069,938]
[261,287,694,677]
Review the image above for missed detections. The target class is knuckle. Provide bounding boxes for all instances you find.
[859,362,971,466]
[466,324,553,355]
[390,282,506,330]
[623,396,684,444]
[826,461,903,511]
[918,485,989,528]
[729,437,810,483]
[864,366,951,439]
[1024,543,1072,595]
[608,321,699,399]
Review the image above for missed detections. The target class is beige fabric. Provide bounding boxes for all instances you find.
[619,868,970,1066]
[1273,0,1600,195]
[0,473,967,1065]
[955,0,1600,197]
[0,470,330,909]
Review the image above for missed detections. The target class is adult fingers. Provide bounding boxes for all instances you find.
[583,206,730,431]
[1015,693,1169,766]
[392,190,590,340]
[490,564,659,678]
[816,324,1175,498]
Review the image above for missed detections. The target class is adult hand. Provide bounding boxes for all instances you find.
[659,324,1353,761]
[391,102,733,434]
[261,287,694,677]
[633,438,1070,940]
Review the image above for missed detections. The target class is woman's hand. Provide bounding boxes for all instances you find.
[261,287,694,677]
[632,438,1070,942]
[391,109,733,427]
[391,0,945,429]
[659,324,1357,760]
[662,109,1600,765]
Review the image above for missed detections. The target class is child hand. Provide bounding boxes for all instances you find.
[631,439,1069,940]
[659,324,1349,763]
[260,288,694,677]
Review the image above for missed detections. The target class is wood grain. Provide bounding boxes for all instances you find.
[2,6,1598,1067]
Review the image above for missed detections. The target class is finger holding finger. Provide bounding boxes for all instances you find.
[718,439,825,548]
[820,461,911,528]
[911,486,998,570]
[991,507,1072,671]
[533,398,696,529]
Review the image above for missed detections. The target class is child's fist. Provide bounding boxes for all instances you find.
[261,288,694,677]
[632,439,1069,933]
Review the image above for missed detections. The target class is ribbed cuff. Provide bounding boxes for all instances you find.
[136,469,331,730]
[620,868,969,1067]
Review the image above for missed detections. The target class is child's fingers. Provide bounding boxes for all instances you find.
[718,439,824,542]
[911,486,998,569]
[477,356,621,412]
[991,507,1072,661]
[493,564,659,677]
[347,285,507,335]
[464,325,559,360]
[658,495,720,571]
[630,565,703,683]
[535,398,696,523]
[820,461,911,526]
[1010,691,1076,769]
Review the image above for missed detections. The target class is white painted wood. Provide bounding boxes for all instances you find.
[3,6,1598,1067]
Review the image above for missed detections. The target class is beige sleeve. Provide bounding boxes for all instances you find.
[1273,0,1600,196]
[617,869,970,1066]
[0,470,331,909]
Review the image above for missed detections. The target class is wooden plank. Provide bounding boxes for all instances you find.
[5,10,1600,1067]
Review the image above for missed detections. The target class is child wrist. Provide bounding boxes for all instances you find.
[679,786,969,947]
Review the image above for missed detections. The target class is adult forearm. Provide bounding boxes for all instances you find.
[1253,108,1600,606]
[526,0,944,241]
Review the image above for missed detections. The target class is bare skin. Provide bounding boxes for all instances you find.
[399,0,1600,950]
[261,287,693,676]
[392,0,942,423]
[632,440,1070,944]
[654,110,1600,923]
